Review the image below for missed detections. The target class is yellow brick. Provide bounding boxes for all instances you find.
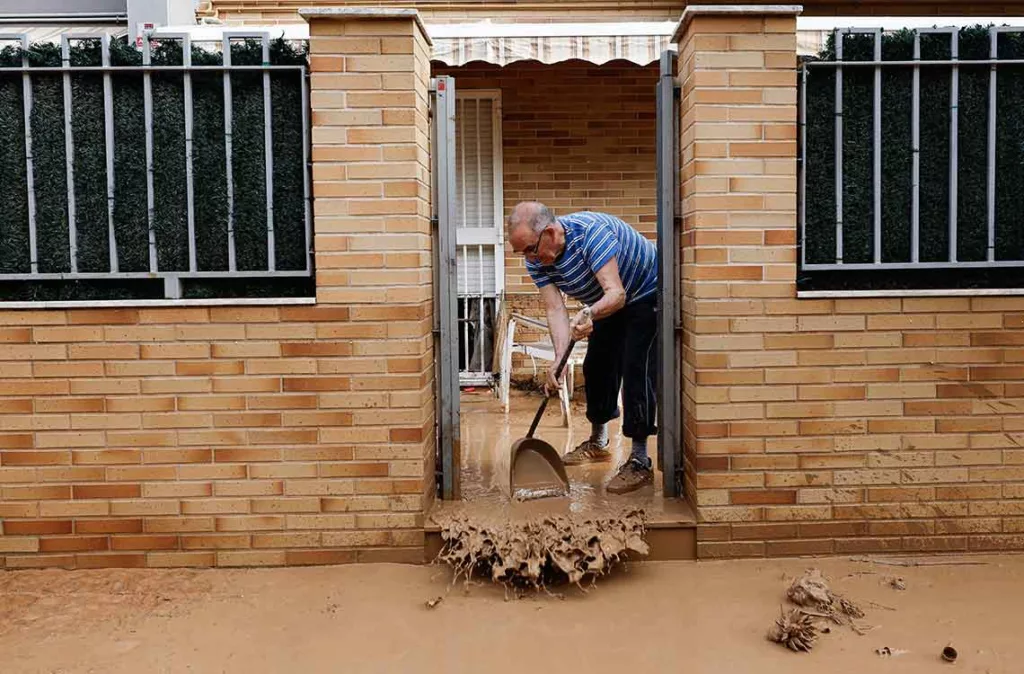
[797,315,865,332]
[140,343,210,359]
[344,55,411,72]
[766,402,833,419]
[866,383,937,399]
[936,314,1003,330]
[834,332,902,348]
[729,386,796,402]
[903,297,970,313]
[834,401,904,417]
[309,36,381,54]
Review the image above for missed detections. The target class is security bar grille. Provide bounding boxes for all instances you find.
[0,32,311,299]
[800,26,1024,272]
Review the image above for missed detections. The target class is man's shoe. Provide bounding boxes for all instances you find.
[606,456,654,494]
[561,439,613,466]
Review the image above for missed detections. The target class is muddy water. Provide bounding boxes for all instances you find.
[454,389,667,521]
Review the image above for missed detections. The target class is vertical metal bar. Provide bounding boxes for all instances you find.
[100,35,118,272]
[142,37,157,272]
[60,36,77,273]
[987,27,997,262]
[300,66,311,273]
[477,243,484,375]
[434,76,460,500]
[950,31,959,263]
[20,35,38,274]
[262,34,275,271]
[873,29,882,264]
[799,65,807,267]
[182,36,196,272]
[834,30,844,264]
[223,36,236,271]
[655,49,679,497]
[459,98,466,228]
[475,97,481,230]
[911,31,921,263]
[461,248,469,370]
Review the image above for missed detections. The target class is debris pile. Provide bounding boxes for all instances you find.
[766,569,871,652]
[786,568,865,625]
[434,509,648,591]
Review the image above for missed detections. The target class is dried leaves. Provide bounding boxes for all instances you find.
[768,608,819,652]
[786,568,865,625]
[433,509,649,591]
[767,568,872,653]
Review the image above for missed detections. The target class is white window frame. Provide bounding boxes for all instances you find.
[454,88,505,295]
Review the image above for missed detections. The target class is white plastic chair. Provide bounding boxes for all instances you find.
[498,312,586,427]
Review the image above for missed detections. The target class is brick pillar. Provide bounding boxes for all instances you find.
[674,6,801,557]
[302,8,435,551]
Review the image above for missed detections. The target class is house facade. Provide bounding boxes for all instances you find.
[1,0,1024,568]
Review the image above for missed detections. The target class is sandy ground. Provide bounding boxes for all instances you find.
[3,554,1023,673]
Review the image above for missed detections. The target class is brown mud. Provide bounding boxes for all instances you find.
[3,556,1024,673]
[434,391,663,588]
[457,389,668,517]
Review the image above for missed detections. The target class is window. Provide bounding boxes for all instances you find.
[799,26,1024,292]
[0,32,311,303]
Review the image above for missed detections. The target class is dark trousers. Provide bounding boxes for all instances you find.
[581,296,657,441]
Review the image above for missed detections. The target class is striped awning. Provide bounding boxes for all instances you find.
[428,22,676,67]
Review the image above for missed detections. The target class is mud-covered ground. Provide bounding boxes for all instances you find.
[3,554,1023,673]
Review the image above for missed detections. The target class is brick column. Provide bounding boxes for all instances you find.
[674,6,802,557]
[302,8,435,554]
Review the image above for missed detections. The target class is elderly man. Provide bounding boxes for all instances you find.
[507,201,658,494]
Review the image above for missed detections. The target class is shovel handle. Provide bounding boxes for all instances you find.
[527,339,576,438]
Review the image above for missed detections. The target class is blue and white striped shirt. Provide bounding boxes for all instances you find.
[526,212,658,307]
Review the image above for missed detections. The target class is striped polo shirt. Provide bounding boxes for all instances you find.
[526,211,658,307]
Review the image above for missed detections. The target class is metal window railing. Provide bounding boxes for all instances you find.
[800,25,1024,271]
[0,31,312,299]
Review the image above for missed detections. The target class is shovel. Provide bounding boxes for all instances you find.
[509,339,575,501]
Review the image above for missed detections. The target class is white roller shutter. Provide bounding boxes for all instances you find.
[454,92,503,297]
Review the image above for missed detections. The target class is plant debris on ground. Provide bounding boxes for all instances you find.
[433,509,648,593]
[767,568,873,652]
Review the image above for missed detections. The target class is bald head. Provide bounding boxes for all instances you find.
[507,201,555,239]
[508,201,563,266]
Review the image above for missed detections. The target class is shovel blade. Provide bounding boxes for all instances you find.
[509,437,569,501]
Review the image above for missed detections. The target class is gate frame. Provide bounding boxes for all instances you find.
[656,48,682,498]
[431,75,462,500]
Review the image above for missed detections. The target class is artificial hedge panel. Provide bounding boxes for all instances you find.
[0,36,310,300]
[0,47,29,274]
[802,26,1024,289]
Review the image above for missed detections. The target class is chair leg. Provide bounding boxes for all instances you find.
[559,376,570,427]
[500,320,516,412]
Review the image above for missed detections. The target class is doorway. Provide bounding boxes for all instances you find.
[430,51,682,503]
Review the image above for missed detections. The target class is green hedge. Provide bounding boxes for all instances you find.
[802,26,1024,288]
[0,36,311,300]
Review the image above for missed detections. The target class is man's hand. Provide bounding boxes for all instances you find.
[544,363,565,397]
[570,307,593,341]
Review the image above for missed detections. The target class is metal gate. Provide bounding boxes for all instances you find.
[431,76,460,500]
[655,49,682,498]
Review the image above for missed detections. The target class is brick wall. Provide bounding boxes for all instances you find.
[680,10,1024,558]
[0,10,436,569]
[433,61,659,384]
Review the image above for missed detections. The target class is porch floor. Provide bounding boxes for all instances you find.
[425,388,696,560]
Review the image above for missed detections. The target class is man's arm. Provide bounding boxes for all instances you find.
[569,257,626,341]
[587,257,626,321]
